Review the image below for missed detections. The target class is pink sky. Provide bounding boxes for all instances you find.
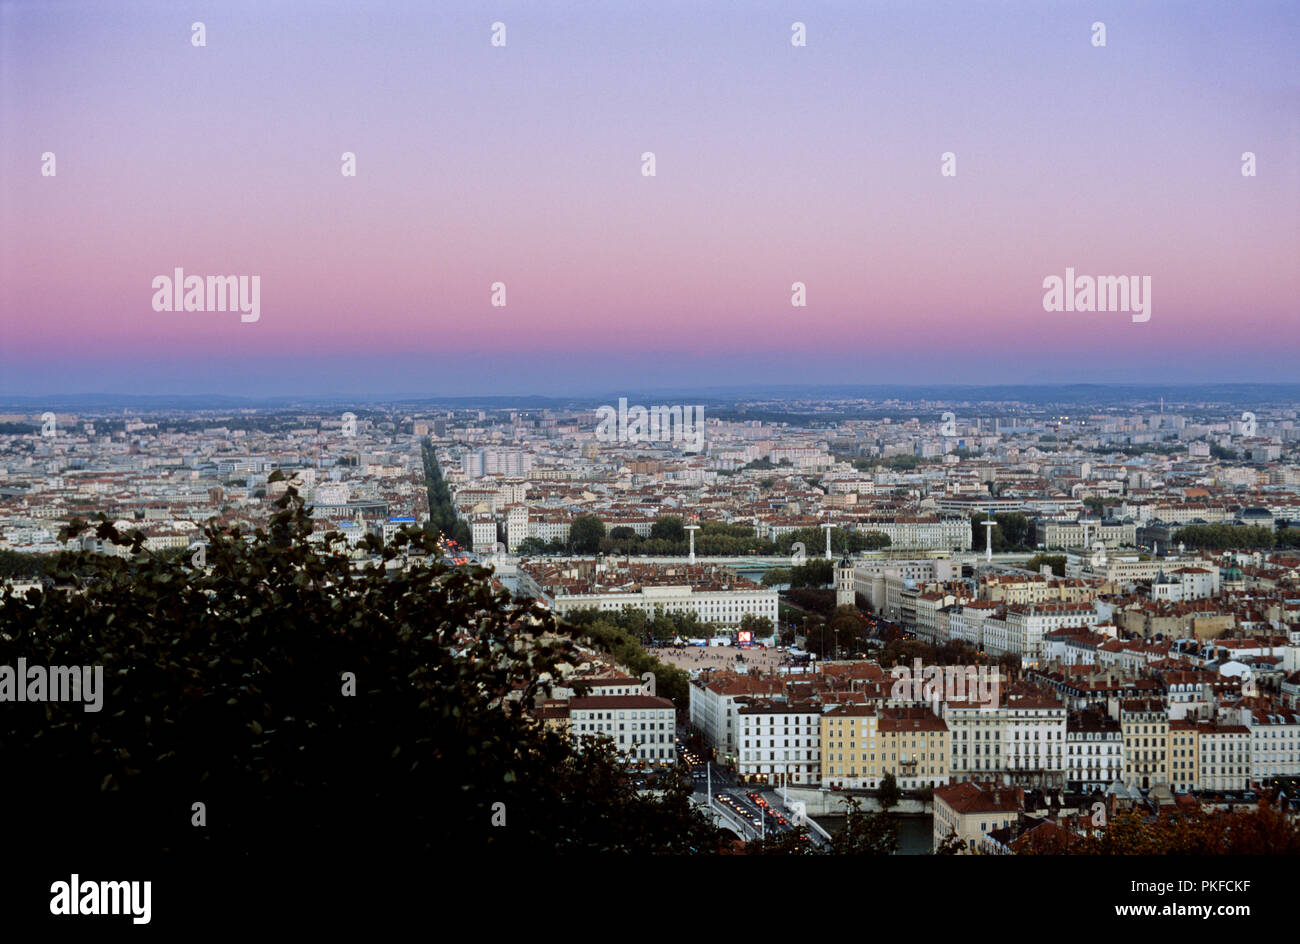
[1,1,1296,395]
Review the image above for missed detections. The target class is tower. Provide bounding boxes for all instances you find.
[821,521,835,560]
[835,554,855,608]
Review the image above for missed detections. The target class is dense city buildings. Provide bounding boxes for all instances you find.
[5,391,1300,855]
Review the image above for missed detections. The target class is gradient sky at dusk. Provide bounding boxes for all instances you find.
[1,0,1297,397]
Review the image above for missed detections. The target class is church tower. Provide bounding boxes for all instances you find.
[835,554,855,608]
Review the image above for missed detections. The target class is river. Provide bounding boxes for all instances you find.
[818,813,933,854]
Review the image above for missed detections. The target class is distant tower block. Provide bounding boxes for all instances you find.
[685,523,700,563]
[821,522,835,560]
[835,554,855,608]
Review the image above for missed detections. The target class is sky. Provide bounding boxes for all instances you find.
[1,0,1297,397]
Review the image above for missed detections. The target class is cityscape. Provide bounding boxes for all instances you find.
[4,389,1300,858]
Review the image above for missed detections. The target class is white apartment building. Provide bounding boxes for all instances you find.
[737,703,822,786]
[945,694,1068,789]
[530,515,571,544]
[1064,712,1124,791]
[1120,502,1234,525]
[1237,707,1300,782]
[914,591,960,644]
[550,676,650,699]
[603,516,656,538]
[689,675,783,763]
[505,505,529,551]
[849,516,972,551]
[1196,722,1251,792]
[470,517,499,552]
[984,602,1100,668]
[1035,518,1136,550]
[568,695,677,768]
[547,583,778,627]
[462,448,532,479]
[947,601,1003,650]
[313,481,350,505]
[1167,566,1219,600]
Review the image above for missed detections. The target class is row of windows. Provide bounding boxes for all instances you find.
[826,752,942,763]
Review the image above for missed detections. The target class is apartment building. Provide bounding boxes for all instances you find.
[1035,517,1136,550]
[568,695,676,768]
[933,781,1024,854]
[820,705,880,788]
[516,560,779,627]
[878,707,950,789]
[689,674,784,764]
[1168,719,1199,792]
[1195,721,1251,791]
[1064,710,1124,792]
[984,602,1100,667]
[849,515,972,552]
[947,600,1003,651]
[737,702,821,786]
[1238,707,1300,781]
[470,516,499,552]
[1118,699,1169,791]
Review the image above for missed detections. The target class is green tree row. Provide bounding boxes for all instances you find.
[516,517,891,558]
[420,437,472,548]
[1174,523,1300,550]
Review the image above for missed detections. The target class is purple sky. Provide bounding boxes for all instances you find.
[1,0,1297,396]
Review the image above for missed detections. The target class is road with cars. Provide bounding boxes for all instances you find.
[677,732,822,847]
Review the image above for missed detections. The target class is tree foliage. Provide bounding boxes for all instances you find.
[0,478,724,857]
[1025,554,1067,577]
[559,607,695,709]
[1175,524,1289,550]
[971,513,1033,552]
[569,514,606,553]
[877,773,902,812]
[1016,803,1300,855]
[420,438,472,547]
